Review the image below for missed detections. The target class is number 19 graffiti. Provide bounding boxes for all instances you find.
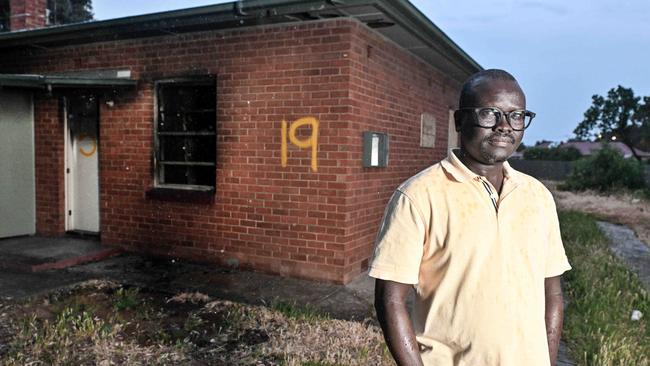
[281,117,319,172]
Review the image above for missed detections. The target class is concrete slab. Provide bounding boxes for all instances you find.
[0,268,92,298]
[0,235,122,272]
[65,254,375,321]
[597,221,650,290]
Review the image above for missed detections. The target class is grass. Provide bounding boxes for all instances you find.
[610,186,650,203]
[559,210,650,365]
[5,305,115,364]
[271,299,330,322]
[113,287,140,311]
[639,187,650,201]
[0,284,392,365]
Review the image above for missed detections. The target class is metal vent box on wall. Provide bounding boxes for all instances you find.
[362,131,389,167]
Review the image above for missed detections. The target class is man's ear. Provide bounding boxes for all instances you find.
[453,110,463,132]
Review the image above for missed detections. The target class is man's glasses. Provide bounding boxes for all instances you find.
[458,107,536,131]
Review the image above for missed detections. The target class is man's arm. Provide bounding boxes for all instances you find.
[375,279,424,366]
[545,275,564,366]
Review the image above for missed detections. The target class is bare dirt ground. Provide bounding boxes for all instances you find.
[544,181,650,247]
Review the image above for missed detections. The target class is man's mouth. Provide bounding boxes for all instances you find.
[487,134,515,146]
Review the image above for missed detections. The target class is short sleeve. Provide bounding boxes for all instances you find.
[368,190,426,285]
[545,196,572,277]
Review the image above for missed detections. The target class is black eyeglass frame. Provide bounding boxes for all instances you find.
[458,107,536,131]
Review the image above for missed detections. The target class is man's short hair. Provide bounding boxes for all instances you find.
[459,69,519,108]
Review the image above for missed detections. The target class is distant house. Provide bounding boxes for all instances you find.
[559,141,650,161]
[534,140,555,149]
[508,140,554,160]
[0,0,481,283]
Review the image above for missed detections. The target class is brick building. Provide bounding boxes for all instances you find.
[0,0,480,284]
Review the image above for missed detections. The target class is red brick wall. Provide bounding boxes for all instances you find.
[33,96,66,235]
[1,18,464,283]
[339,23,461,282]
[9,0,47,31]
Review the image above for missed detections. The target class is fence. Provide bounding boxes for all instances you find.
[508,159,650,184]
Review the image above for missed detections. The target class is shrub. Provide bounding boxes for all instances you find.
[563,144,647,191]
[523,146,582,161]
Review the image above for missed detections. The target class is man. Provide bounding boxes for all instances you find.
[369,69,571,366]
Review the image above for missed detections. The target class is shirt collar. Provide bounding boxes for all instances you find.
[441,148,520,184]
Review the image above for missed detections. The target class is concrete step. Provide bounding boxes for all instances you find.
[0,235,123,272]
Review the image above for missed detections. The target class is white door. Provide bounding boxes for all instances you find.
[65,94,100,233]
[0,90,36,238]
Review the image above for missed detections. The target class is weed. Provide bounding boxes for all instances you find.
[205,301,245,330]
[151,328,173,344]
[113,287,140,311]
[183,312,204,333]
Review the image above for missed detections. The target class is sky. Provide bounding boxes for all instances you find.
[92,0,650,145]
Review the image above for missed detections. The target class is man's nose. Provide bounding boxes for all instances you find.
[494,113,512,131]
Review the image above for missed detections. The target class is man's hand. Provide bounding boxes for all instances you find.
[375,279,424,366]
[545,276,564,366]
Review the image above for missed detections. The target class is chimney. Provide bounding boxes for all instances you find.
[9,0,47,31]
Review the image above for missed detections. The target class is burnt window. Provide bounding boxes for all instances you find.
[0,0,9,32]
[155,78,216,190]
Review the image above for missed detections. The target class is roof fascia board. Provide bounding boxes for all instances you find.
[0,73,136,89]
[367,0,481,76]
[0,1,337,48]
[0,4,237,48]
[0,74,45,89]
[43,76,137,87]
[0,0,480,80]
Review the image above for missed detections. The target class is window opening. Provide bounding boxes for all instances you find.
[155,78,216,190]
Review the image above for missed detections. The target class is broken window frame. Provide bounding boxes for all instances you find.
[153,77,217,191]
[0,0,9,32]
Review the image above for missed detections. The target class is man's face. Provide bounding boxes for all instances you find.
[456,79,525,164]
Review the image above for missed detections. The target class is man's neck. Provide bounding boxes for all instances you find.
[456,149,505,193]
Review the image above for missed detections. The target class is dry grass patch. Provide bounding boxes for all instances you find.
[545,180,650,247]
[0,281,391,365]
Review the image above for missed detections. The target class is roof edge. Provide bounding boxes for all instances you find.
[372,0,482,75]
[0,0,481,81]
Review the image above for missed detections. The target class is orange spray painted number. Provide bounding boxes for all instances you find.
[281,117,319,172]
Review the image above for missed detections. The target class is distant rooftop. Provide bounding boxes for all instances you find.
[559,141,650,158]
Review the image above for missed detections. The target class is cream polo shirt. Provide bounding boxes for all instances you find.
[369,150,571,366]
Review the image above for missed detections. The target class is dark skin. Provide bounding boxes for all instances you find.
[545,275,564,366]
[375,77,565,365]
[375,280,424,366]
[455,78,525,191]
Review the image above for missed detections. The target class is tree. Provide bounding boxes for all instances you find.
[635,96,650,151]
[574,85,648,160]
[516,141,526,152]
[47,0,93,25]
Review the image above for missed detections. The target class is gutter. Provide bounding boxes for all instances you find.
[0,0,480,78]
